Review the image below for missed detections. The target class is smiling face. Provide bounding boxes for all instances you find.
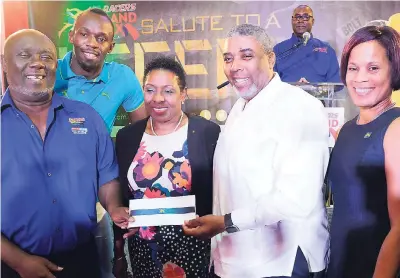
[345,40,392,108]
[223,35,275,101]
[3,30,57,102]
[69,11,114,73]
[143,69,185,123]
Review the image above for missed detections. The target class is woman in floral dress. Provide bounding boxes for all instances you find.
[114,56,220,278]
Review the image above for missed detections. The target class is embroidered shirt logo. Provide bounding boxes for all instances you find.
[101,92,110,99]
[69,118,85,125]
[313,47,328,53]
[62,90,69,98]
[364,132,372,138]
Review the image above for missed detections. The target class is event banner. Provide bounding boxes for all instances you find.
[26,1,400,135]
[326,107,345,147]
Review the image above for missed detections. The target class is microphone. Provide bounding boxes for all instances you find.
[217,80,230,90]
[302,32,311,46]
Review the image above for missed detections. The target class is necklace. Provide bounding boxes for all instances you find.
[150,111,184,136]
[357,102,396,124]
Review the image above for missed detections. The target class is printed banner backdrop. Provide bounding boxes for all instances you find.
[26,1,400,135]
[326,107,345,147]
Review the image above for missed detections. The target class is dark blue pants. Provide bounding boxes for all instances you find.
[267,247,326,278]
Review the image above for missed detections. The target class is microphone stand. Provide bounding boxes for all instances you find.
[276,41,304,61]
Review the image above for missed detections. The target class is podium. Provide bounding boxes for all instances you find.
[288,82,346,108]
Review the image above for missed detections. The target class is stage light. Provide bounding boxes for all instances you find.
[389,13,400,32]
[200,110,211,120]
[216,110,227,122]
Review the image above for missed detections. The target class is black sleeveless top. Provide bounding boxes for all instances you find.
[326,108,400,278]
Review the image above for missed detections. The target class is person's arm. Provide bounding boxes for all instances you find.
[92,110,132,230]
[122,67,147,124]
[230,103,329,230]
[325,46,341,83]
[1,235,29,271]
[373,118,400,278]
[98,179,123,217]
[111,129,130,278]
[95,118,121,215]
[1,235,62,277]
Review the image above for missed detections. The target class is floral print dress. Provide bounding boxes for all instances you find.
[127,124,211,278]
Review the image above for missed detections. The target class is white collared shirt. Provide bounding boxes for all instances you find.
[212,74,330,278]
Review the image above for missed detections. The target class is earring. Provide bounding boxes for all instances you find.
[181,101,184,105]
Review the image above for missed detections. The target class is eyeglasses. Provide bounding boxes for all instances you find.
[292,14,313,21]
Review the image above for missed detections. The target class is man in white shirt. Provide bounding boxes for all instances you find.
[183,24,329,278]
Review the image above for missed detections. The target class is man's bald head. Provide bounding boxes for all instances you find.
[4,29,56,57]
[3,29,57,104]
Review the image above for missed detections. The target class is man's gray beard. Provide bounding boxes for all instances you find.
[9,84,54,99]
[233,83,259,101]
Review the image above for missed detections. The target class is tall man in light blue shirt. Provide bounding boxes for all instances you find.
[54,8,146,278]
[54,8,146,132]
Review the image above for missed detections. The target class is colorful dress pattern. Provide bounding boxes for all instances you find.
[127,125,211,277]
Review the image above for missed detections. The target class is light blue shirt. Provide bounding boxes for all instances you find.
[54,51,144,133]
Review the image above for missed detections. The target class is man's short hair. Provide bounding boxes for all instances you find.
[227,24,273,54]
[73,8,115,37]
[340,25,400,90]
[293,5,313,15]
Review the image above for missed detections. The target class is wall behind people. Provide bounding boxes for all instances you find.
[2,1,400,130]
[388,13,400,107]
[1,1,30,94]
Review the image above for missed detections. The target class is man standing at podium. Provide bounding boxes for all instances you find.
[273,5,340,83]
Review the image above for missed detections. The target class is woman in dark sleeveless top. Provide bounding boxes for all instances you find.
[326,26,400,278]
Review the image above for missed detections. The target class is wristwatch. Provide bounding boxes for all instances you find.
[224,213,240,234]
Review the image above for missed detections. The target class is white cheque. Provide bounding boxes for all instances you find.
[128,195,196,228]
